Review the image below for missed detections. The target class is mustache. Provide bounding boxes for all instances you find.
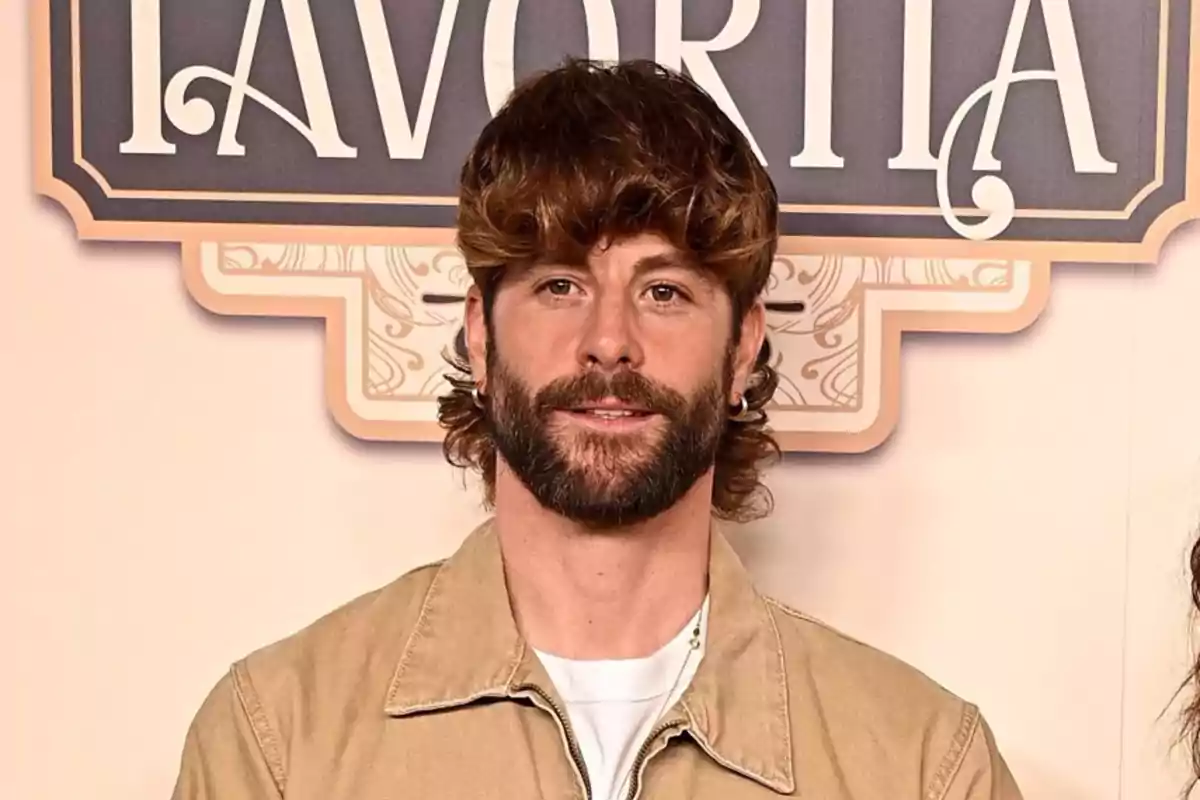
[533,370,687,416]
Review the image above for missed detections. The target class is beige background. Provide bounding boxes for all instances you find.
[4,0,1200,797]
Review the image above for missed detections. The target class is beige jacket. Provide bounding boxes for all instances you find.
[170,521,1023,799]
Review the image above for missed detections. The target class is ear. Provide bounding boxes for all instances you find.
[730,299,766,404]
[464,284,489,391]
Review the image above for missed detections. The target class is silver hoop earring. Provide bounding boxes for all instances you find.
[729,395,750,421]
[472,386,487,409]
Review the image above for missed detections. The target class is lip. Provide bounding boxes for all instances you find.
[569,398,651,413]
[554,407,660,432]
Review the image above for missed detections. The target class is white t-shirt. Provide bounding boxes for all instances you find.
[533,596,709,800]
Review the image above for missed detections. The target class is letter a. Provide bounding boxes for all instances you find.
[975,0,1117,174]
[216,0,355,158]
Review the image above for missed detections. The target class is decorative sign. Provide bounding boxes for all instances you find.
[34,0,1200,451]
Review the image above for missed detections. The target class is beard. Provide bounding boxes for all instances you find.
[485,352,731,529]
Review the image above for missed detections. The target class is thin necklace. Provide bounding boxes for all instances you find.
[615,599,706,798]
[657,600,705,716]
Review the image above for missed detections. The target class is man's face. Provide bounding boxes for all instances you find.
[465,233,764,528]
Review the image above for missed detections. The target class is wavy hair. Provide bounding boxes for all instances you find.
[1176,533,1200,797]
[438,58,782,522]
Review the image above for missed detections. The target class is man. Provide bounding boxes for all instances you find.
[171,59,1022,800]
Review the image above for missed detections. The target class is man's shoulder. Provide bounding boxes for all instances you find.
[175,560,448,791]
[763,593,978,739]
[229,559,446,716]
[247,558,444,668]
[761,594,1018,798]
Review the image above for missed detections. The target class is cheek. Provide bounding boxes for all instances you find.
[489,311,579,385]
[642,322,730,386]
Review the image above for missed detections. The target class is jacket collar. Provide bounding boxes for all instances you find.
[383,519,795,794]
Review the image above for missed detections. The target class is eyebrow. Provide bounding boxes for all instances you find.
[513,251,698,284]
[630,252,725,293]
[526,251,690,272]
[631,252,693,274]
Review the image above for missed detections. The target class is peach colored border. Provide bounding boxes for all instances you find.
[780,259,1053,453]
[176,240,449,445]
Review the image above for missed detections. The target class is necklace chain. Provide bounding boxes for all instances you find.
[613,599,706,799]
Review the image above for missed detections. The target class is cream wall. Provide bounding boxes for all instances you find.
[2,1,1199,797]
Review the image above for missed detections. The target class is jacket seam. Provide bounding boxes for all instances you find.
[924,701,981,800]
[764,596,872,649]
[231,661,288,795]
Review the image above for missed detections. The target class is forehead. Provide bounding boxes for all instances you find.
[584,233,687,267]
[517,232,707,280]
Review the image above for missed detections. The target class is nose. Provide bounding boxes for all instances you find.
[576,289,645,371]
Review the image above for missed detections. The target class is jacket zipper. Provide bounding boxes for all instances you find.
[514,683,594,799]
[623,720,684,800]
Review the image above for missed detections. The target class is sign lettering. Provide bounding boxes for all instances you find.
[36,0,1200,256]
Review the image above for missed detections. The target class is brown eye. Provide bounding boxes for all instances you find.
[648,284,681,303]
[541,279,576,296]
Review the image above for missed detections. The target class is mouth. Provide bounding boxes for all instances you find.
[556,401,659,430]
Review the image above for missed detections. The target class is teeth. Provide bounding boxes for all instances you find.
[588,410,634,418]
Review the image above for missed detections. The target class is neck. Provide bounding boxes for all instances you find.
[492,464,713,661]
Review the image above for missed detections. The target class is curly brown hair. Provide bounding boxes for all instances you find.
[437,58,782,523]
[1175,534,1200,797]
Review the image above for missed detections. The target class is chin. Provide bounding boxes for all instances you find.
[556,433,660,471]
